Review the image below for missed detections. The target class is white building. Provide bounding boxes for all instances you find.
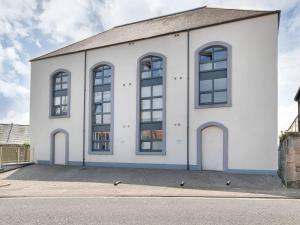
[30,7,280,174]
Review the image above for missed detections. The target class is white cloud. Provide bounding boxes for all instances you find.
[0,111,29,125]
[0,79,29,99]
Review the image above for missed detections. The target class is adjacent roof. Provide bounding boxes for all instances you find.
[31,6,280,61]
[0,124,30,145]
[295,86,300,101]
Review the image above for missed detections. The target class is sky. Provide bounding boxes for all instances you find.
[0,0,299,133]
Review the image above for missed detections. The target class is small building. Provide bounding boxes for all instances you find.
[278,87,300,187]
[30,7,280,174]
[0,123,31,163]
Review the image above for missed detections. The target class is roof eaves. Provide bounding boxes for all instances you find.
[30,9,280,62]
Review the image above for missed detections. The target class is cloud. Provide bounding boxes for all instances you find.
[0,79,29,99]
[0,111,29,125]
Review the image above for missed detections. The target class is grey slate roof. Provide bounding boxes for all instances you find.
[0,124,30,145]
[31,6,279,61]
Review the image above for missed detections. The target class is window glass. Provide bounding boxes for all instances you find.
[214,50,227,61]
[200,49,213,63]
[152,69,162,77]
[95,105,102,113]
[103,91,111,101]
[141,99,151,110]
[94,92,102,103]
[55,84,61,90]
[54,97,60,106]
[95,115,102,124]
[61,106,68,113]
[152,85,162,96]
[62,83,68,89]
[214,91,227,103]
[103,69,111,77]
[141,130,151,140]
[152,130,163,139]
[55,107,61,114]
[200,93,212,103]
[200,63,212,71]
[200,80,212,92]
[141,142,151,150]
[152,60,162,69]
[95,78,102,85]
[141,112,151,122]
[152,111,162,122]
[214,60,227,70]
[103,114,111,124]
[62,96,68,105]
[214,78,227,90]
[103,77,111,84]
[141,86,151,98]
[152,141,163,150]
[142,59,151,71]
[152,98,162,109]
[141,71,151,79]
[103,103,111,113]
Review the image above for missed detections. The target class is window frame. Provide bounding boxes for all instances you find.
[88,62,114,155]
[49,69,71,119]
[136,53,167,155]
[194,41,232,109]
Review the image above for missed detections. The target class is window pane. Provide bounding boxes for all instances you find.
[55,84,61,90]
[55,76,61,83]
[142,59,151,71]
[141,112,151,122]
[95,71,102,77]
[54,97,60,106]
[200,80,212,92]
[152,98,162,109]
[103,77,111,84]
[152,60,162,69]
[141,142,151,150]
[95,115,102,124]
[94,92,102,103]
[103,114,111,124]
[141,99,151,110]
[55,107,61,115]
[95,78,102,85]
[141,130,151,140]
[200,50,213,63]
[152,111,162,122]
[141,71,151,79]
[152,130,163,140]
[141,86,151,98]
[103,102,111,113]
[152,69,162,77]
[62,83,68,89]
[214,91,227,103]
[95,105,102,113]
[200,63,212,71]
[214,60,227,70]
[152,85,162,96]
[103,91,111,101]
[61,106,68,113]
[62,76,68,82]
[200,93,212,104]
[214,78,227,90]
[152,141,163,150]
[61,96,68,105]
[214,50,227,61]
[103,69,111,77]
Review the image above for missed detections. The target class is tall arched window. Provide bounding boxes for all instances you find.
[91,64,112,152]
[138,55,165,154]
[51,71,70,117]
[196,43,231,108]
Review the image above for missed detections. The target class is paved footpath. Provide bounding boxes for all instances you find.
[1,197,300,225]
[0,165,300,199]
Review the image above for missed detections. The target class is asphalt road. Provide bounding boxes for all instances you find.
[0,197,299,225]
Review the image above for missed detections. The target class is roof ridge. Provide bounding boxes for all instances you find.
[205,6,277,13]
[0,123,30,126]
[114,6,207,28]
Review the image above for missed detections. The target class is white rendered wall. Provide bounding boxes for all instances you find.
[30,53,85,163]
[189,14,278,170]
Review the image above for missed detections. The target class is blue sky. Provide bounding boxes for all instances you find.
[0,0,299,133]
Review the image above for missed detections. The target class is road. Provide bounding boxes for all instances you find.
[0,197,299,225]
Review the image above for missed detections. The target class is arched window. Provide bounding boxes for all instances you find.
[138,55,165,154]
[196,43,231,108]
[51,71,70,117]
[91,64,112,152]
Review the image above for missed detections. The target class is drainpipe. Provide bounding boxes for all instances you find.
[82,51,87,167]
[186,30,190,170]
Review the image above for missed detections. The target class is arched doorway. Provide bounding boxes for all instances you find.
[50,129,69,165]
[197,122,228,171]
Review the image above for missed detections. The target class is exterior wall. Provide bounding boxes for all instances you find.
[85,33,188,166]
[279,133,300,187]
[30,14,278,172]
[189,14,278,171]
[30,53,85,163]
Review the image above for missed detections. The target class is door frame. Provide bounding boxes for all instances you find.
[196,121,228,171]
[50,128,69,165]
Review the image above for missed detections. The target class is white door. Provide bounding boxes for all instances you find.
[54,132,66,165]
[202,126,223,171]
